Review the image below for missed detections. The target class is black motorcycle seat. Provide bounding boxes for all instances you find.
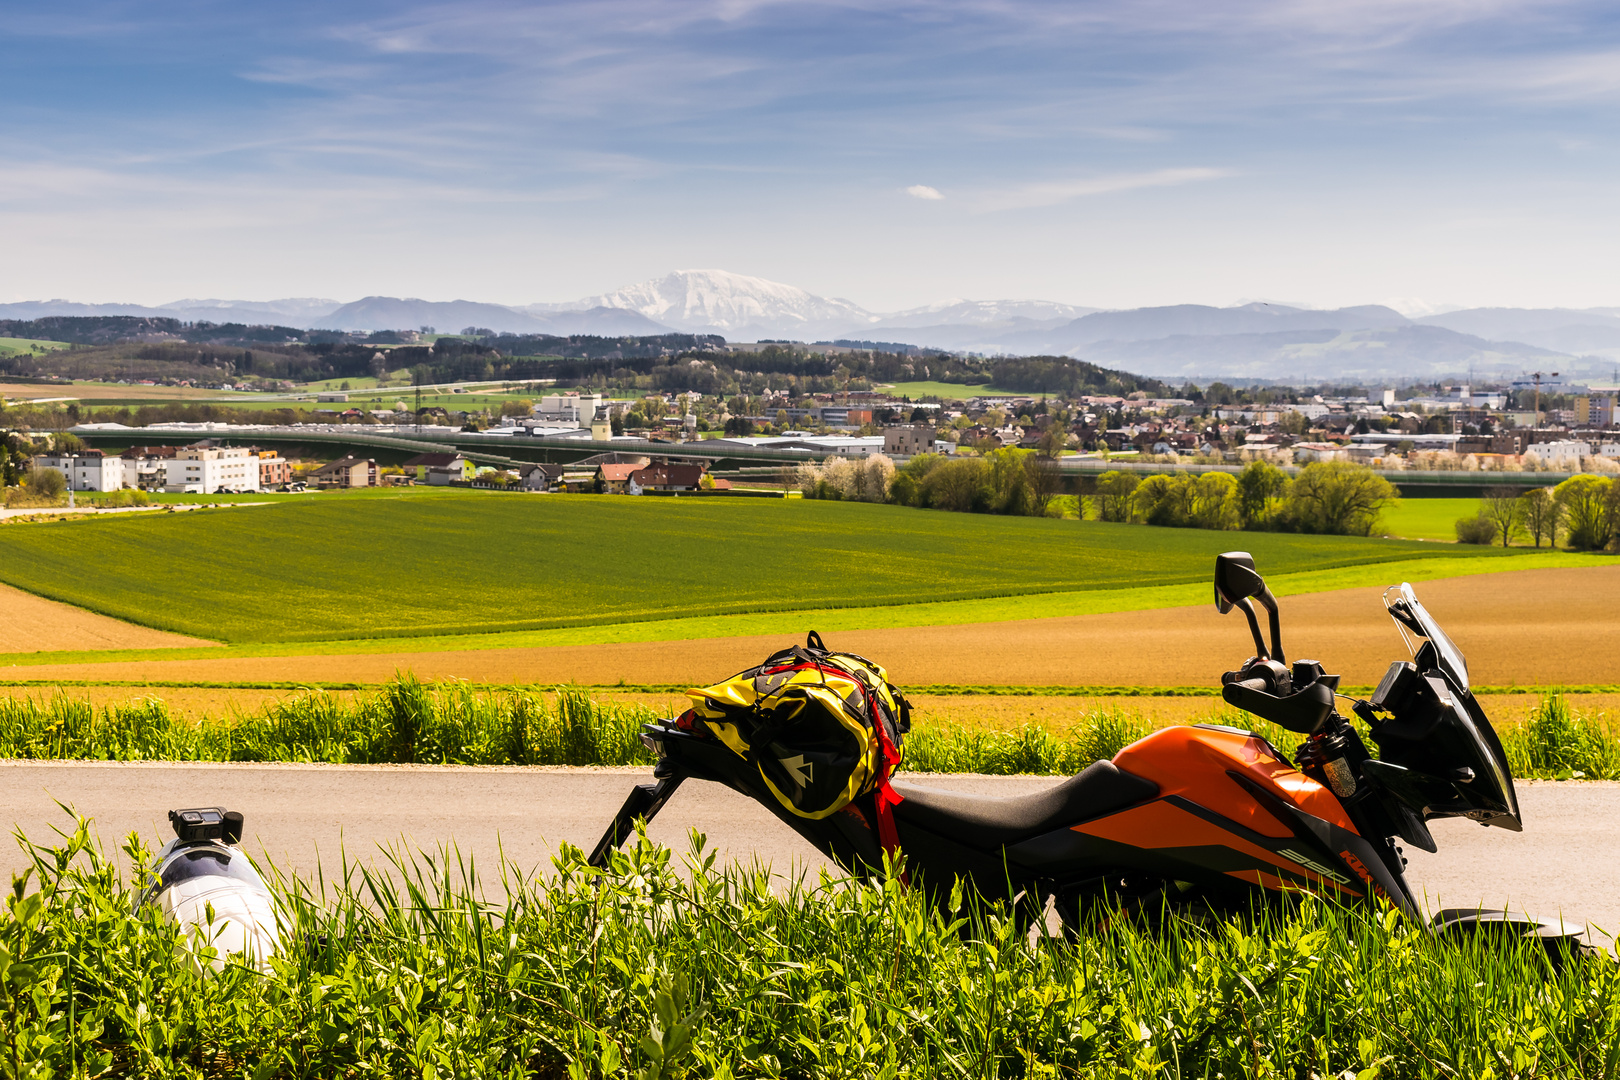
[890,760,1159,848]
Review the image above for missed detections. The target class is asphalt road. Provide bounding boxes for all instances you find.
[3,762,1615,934]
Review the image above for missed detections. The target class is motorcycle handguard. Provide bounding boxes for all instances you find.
[1221,675,1334,735]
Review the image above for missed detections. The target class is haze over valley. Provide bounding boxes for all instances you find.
[8,269,1618,384]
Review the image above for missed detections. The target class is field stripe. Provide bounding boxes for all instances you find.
[0,550,1598,668]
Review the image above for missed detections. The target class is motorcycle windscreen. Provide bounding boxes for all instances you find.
[1385,584,1521,831]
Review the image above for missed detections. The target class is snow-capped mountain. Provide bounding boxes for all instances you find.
[527,269,1097,343]
[529,268,879,340]
[19,268,1619,381]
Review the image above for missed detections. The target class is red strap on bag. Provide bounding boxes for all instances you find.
[872,765,907,886]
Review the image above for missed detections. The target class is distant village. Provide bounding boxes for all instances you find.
[23,380,1620,497]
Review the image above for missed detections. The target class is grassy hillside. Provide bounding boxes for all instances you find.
[1380,497,1474,541]
[883,380,1007,399]
[0,496,1525,644]
[0,338,72,357]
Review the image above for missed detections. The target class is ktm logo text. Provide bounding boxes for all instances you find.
[1276,848,1350,884]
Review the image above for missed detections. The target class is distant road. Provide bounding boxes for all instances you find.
[3,762,1614,934]
[0,501,266,523]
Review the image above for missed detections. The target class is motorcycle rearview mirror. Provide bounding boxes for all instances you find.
[1214,551,1263,612]
[1213,551,1285,664]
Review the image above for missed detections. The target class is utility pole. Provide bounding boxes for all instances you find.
[1530,370,1559,427]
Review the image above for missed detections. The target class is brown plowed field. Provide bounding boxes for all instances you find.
[7,564,1619,688]
[0,583,215,654]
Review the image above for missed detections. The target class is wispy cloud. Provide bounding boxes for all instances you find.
[977,167,1234,211]
[3,0,1620,307]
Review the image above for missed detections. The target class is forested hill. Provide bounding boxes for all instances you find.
[0,316,1166,398]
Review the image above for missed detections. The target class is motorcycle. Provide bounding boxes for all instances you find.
[591,552,1565,941]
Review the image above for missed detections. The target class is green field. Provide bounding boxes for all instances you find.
[0,337,72,357]
[1380,496,1573,546]
[883,380,1019,400]
[0,497,1536,645]
[1381,497,1479,541]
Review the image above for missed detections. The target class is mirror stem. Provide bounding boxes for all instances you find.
[1257,587,1285,665]
[1235,597,1269,660]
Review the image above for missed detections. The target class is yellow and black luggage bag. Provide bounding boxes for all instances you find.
[680,631,911,821]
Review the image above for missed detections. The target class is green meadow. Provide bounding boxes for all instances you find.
[0,496,1538,645]
[0,337,72,357]
[883,380,1011,399]
[1378,495,1573,545]
[1380,497,1483,541]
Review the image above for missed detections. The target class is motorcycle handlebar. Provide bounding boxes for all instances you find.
[1230,677,1270,693]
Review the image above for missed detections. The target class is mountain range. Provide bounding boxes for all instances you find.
[6,269,1619,382]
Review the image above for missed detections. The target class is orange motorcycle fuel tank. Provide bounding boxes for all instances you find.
[1004,724,1414,912]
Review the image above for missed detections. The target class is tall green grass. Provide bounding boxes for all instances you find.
[1503,694,1620,780]
[5,815,1618,1077]
[0,677,659,766]
[905,709,1155,774]
[2,678,1617,779]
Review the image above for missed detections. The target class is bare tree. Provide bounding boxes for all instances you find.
[1024,453,1063,517]
[1519,487,1560,548]
[1481,486,1526,548]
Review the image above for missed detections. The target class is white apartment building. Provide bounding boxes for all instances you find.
[533,392,605,426]
[1522,440,1591,464]
[164,445,261,493]
[32,450,126,491]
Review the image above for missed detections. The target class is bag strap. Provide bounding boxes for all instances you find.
[806,630,827,652]
[873,775,906,882]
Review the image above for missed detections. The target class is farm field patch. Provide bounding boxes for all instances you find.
[6,563,1619,688]
[0,582,213,654]
[882,380,1015,399]
[1377,495,1566,543]
[1,380,246,402]
[0,338,71,357]
[0,497,1525,645]
[1379,496,1477,540]
[0,549,1593,667]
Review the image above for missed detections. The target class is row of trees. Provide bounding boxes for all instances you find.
[1094,461,1399,536]
[796,453,1398,535]
[1458,477,1620,550]
[796,449,1064,517]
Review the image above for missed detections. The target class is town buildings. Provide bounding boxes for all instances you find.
[534,393,606,426]
[627,463,705,493]
[403,452,474,484]
[882,425,937,456]
[33,449,126,492]
[165,445,261,493]
[255,450,291,489]
[121,445,177,489]
[309,455,379,488]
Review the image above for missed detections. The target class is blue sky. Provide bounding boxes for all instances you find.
[3,1,1619,311]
